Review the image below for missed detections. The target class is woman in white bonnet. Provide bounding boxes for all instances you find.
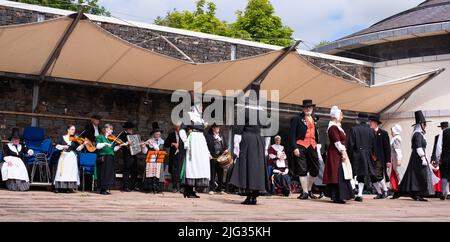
[389,124,403,193]
[323,106,354,203]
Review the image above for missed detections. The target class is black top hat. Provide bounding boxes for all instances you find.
[357,112,369,122]
[300,99,316,108]
[10,127,20,140]
[122,121,135,129]
[438,121,449,128]
[150,121,163,135]
[369,114,382,124]
[412,110,431,126]
[90,114,102,120]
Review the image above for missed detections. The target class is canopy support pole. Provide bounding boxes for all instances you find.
[243,40,301,96]
[31,7,86,126]
[380,68,445,114]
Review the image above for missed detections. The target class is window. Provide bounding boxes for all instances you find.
[231,44,237,60]
[37,14,45,22]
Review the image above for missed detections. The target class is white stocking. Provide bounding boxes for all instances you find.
[299,176,308,193]
[358,183,364,197]
[307,175,316,191]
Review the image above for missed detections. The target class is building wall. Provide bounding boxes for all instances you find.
[336,34,450,62]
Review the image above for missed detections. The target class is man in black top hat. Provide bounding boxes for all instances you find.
[347,112,376,202]
[369,114,391,199]
[290,99,320,200]
[119,121,138,192]
[80,114,102,145]
[433,121,450,200]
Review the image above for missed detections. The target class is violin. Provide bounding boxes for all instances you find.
[69,135,96,152]
[107,134,125,145]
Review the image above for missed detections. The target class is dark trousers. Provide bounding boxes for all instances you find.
[209,159,224,192]
[123,155,138,190]
[293,145,319,177]
[169,155,181,190]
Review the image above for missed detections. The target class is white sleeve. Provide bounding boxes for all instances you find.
[395,148,403,161]
[55,145,65,151]
[264,137,271,156]
[27,149,34,156]
[76,144,85,151]
[96,143,106,149]
[416,148,426,157]
[283,168,289,175]
[436,133,443,161]
[334,142,346,153]
[233,134,242,148]
[268,153,277,159]
[233,134,242,157]
[142,146,148,154]
[273,169,281,174]
[179,129,187,142]
[114,146,120,152]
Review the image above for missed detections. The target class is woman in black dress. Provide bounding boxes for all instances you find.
[230,96,271,205]
[393,111,434,201]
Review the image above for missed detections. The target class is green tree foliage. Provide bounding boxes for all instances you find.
[314,40,331,49]
[155,0,294,46]
[13,0,111,16]
[233,0,294,46]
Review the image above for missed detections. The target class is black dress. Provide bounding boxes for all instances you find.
[397,132,432,197]
[230,125,270,196]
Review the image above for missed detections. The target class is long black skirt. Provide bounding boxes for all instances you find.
[97,155,116,190]
[397,152,432,197]
[230,129,270,196]
[325,163,354,201]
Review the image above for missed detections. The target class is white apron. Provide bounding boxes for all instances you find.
[185,132,210,179]
[1,156,29,182]
[54,151,80,185]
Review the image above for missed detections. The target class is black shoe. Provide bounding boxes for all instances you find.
[249,197,257,205]
[416,196,428,202]
[297,192,309,200]
[373,194,383,199]
[391,192,400,199]
[308,191,318,199]
[381,192,388,199]
[54,189,59,193]
[355,196,363,202]
[100,190,108,195]
[318,192,324,199]
[440,196,446,200]
[241,197,251,205]
[106,191,111,195]
[122,188,131,192]
[333,200,346,204]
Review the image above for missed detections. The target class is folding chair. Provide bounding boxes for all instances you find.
[79,152,97,192]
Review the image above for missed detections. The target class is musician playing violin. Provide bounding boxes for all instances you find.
[95,124,127,195]
[54,125,87,193]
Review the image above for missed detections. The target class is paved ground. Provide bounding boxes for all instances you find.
[0,189,449,222]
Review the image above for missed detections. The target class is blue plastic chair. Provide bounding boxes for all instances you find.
[79,153,97,191]
[23,127,54,165]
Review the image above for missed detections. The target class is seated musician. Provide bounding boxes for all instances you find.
[268,135,291,196]
[141,122,165,193]
[53,125,87,193]
[1,128,33,191]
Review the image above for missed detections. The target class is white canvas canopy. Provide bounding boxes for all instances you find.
[0,14,443,113]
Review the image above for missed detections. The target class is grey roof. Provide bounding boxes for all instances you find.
[343,0,450,39]
[315,0,450,54]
